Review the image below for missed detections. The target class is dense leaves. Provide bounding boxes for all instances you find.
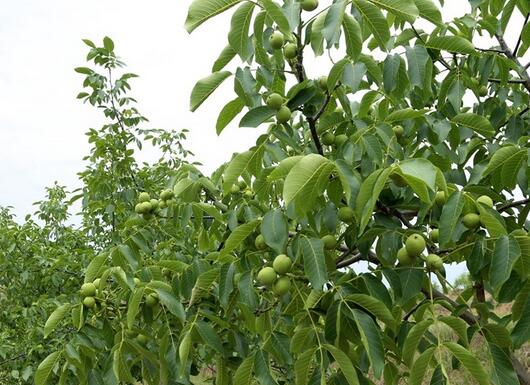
[2,1,530,384]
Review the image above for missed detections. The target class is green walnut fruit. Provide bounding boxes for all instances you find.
[335,134,348,146]
[138,192,150,203]
[301,0,319,11]
[405,234,426,257]
[83,296,96,308]
[321,235,337,250]
[273,276,292,296]
[134,203,144,214]
[244,189,254,199]
[145,293,159,308]
[397,247,414,265]
[159,200,167,209]
[477,195,493,208]
[429,229,439,243]
[273,254,292,275]
[136,334,148,344]
[435,191,446,205]
[255,234,267,250]
[269,31,284,49]
[276,106,292,123]
[318,75,328,89]
[426,254,444,271]
[284,43,297,59]
[321,132,335,146]
[138,202,152,214]
[393,125,404,137]
[230,184,240,194]
[134,277,141,285]
[160,189,174,201]
[93,278,101,288]
[463,213,480,229]
[266,93,284,110]
[150,199,159,211]
[257,267,277,286]
[338,206,354,223]
[81,282,96,297]
[478,85,488,97]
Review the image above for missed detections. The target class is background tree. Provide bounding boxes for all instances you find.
[9,0,530,384]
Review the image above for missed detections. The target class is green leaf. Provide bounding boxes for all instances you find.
[196,320,224,353]
[402,318,434,368]
[490,235,521,296]
[322,0,347,46]
[185,0,242,33]
[355,167,392,232]
[406,46,430,88]
[344,294,396,330]
[283,154,335,213]
[414,0,442,25]
[439,191,465,248]
[103,36,114,51]
[234,354,255,385]
[190,268,220,306]
[425,35,476,54]
[217,97,244,134]
[327,57,350,92]
[84,253,108,283]
[439,316,469,347]
[212,45,237,72]
[385,108,425,122]
[322,344,360,385]
[409,347,435,385]
[367,0,419,22]
[268,156,304,181]
[261,209,288,253]
[44,304,70,338]
[353,0,390,51]
[220,220,261,258]
[35,351,62,385]
[222,148,264,193]
[127,287,145,329]
[477,205,507,237]
[512,291,530,347]
[239,106,276,127]
[482,146,527,189]
[154,288,186,321]
[350,309,385,378]
[179,332,192,374]
[261,0,291,36]
[300,236,328,291]
[489,343,519,385]
[452,113,495,137]
[342,14,362,60]
[254,350,277,385]
[399,158,437,191]
[444,342,489,385]
[228,2,255,59]
[294,348,316,385]
[192,202,225,223]
[190,71,232,112]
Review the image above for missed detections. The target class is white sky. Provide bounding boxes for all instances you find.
[0,1,525,281]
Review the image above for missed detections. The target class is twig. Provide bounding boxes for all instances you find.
[497,197,530,212]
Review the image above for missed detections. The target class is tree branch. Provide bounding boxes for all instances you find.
[495,32,530,94]
[514,13,530,57]
[497,197,530,212]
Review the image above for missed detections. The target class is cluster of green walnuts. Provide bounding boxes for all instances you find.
[134,189,175,219]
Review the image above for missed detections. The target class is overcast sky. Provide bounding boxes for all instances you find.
[0,1,526,282]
